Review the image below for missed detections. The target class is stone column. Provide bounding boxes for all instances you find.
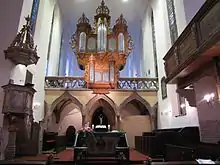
[82,115,86,127]
[116,116,120,130]
[151,116,155,131]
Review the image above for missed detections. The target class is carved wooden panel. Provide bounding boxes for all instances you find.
[3,91,25,114]
[178,31,197,64]
[163,1,220,84]
[199,2,220,42]
[2,84,36,115]
[165,51,177,75]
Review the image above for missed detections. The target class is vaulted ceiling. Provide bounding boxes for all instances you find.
[58,0,148,28]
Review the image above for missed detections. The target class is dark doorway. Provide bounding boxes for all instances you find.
[92,107,108,126]
[66,126,76,147]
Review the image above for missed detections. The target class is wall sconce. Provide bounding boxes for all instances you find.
[33,102,41,109]
[180,104,186,109]
[203,93,215,104]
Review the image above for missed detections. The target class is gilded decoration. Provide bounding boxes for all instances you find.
[70,0,134,91]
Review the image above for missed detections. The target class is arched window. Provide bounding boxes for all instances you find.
[166,0,178,44]
[30,0,40,36]
[97,22,107,52]
[79,32,86,52]
[58,30,64,76]
[151,9,158,77]
[45,7,55,76]
[65,56,70,76]
[118,33,125,53]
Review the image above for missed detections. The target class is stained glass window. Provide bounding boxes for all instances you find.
[151,9,158,78]
[30,0,40,36]
[166,0,178,45]
[58,30,64,76]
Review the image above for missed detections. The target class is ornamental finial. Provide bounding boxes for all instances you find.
[96,0,110,15]
[77,12,90,24]
[10,15,36,51]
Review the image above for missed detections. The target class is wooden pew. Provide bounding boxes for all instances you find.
[165,143,220,161]
[135,127,200,158]
[42,132,58,151]
[0,161,47,165]
[164,144,195,161]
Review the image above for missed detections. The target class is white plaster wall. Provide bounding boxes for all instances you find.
[0,0,24,127]
[47,4,62,76]
[146,0,199,129]
[120,103,151,147]
[58,103,82,135]
[26,0,61,122]
[48,103,82,135]
[141,6,155,78]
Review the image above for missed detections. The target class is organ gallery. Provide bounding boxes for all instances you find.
[70,0,134,91]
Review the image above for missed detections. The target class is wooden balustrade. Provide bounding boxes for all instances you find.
[163,0,220,84]
[45,76,158,91]
[45,76,87,89]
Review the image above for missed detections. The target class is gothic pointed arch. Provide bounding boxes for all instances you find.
[119,92,153,116]
[84,94,118,115]
[51,91,83,123]
[84,94,118,128]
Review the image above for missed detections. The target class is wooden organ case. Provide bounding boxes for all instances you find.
[70,0,134,92]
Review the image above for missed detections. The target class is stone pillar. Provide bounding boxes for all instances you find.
[116,116,120,130]
[82,115,86,127]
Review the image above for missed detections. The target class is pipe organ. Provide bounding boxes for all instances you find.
[70,0,134,92]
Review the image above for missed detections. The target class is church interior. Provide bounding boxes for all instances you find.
[0,0,220,164]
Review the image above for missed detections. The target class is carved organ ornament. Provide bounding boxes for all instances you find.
[70,0,134,90]
[4,16,39,66]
